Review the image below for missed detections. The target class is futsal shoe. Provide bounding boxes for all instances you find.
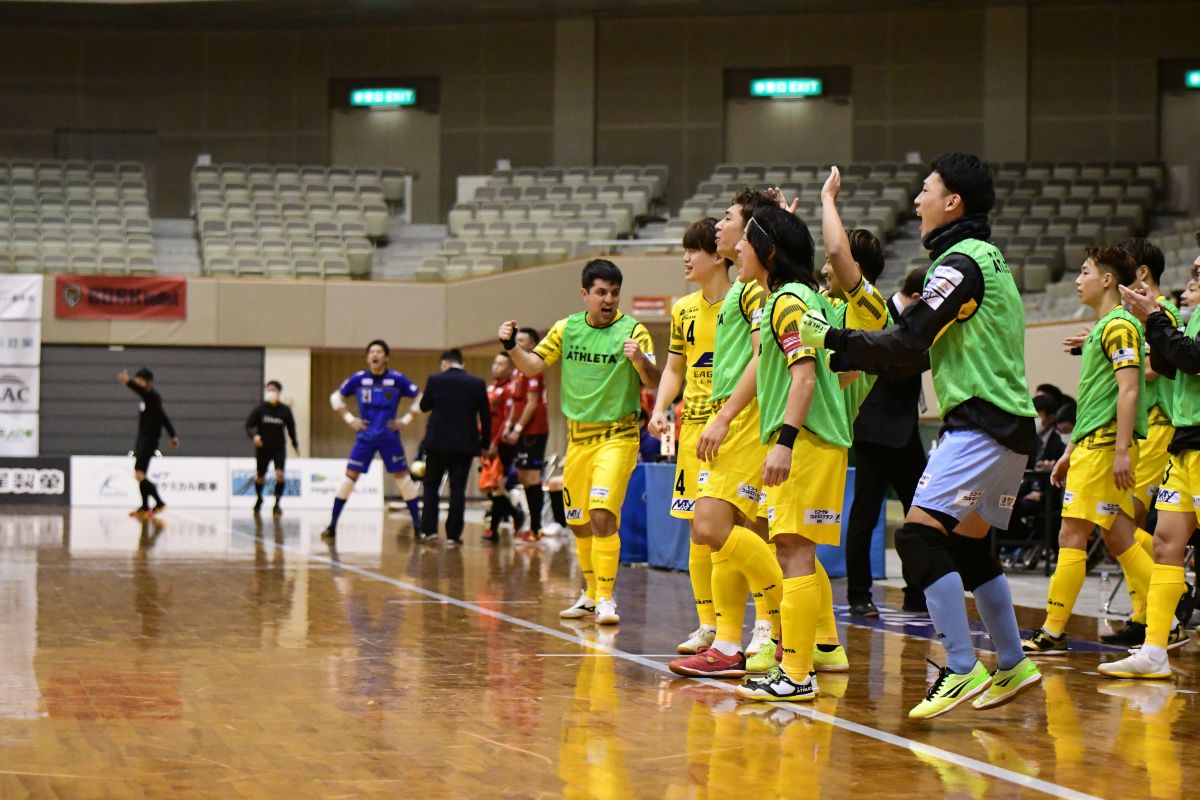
[1100,620,1146,647]
[1021,628,1070,655]
[972,658,1042,710]
[908,660,991,720]
[320,526,336,541]
[745,640,779,674]
[849,600,880,617]
[595,598,620,625]
[669,646,746,678]
[812,645,850,673]
[129,507,150,519]
[1098,647,1171,680]
[676,626,716,654]
[150,504,167,516]
[745,620,774,657]
[560,591,595,619]
[1165,625,1192,650]
[272,502,282,517]
[517,529,543,543]
[253,497,264,514]
[736,666,818,702]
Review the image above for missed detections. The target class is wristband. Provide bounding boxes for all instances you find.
[342,411,356,425]
[514,423,524,434]
[776,424,799,449]
[501,330,517,350]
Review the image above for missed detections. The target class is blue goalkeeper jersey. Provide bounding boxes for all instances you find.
[338,369,420,440]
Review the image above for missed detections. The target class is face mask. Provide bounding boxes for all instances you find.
[264,390,280,403]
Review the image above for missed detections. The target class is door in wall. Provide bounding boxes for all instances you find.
[725,97,852,166]
[1161,91,1200,213]
[331,108,440,224]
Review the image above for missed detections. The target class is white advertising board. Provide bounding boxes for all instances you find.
[0,366,39,413]
[0,413,39,457]
[0,275,42,321]
[71,455,229,508]
[0,320,41,366]
[226,457,385,510]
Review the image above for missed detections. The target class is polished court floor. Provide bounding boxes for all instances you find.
[2,507,1198,799]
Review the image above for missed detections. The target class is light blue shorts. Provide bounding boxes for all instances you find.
[913,429,1027,529]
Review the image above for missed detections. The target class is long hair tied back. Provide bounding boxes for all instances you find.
[746,205,817,292]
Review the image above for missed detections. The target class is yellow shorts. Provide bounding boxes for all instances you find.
[562,418,639,528]
[670,423,705,519]
[1134,421,1174,508]
[1155,449,1200,525]
[1061,437,1139,530]
[763,427,848,546]
[695,400,768,521]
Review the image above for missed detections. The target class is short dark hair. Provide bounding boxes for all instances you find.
[266,380,282,391]
[582,259,622,290]
[495,351,512,361]
[366,339,390,356]
[1118,237,1165,283]
[901,267,925,297]
[930,153,995,217]
[1033,394,1059,416]
[682,217,720,255]
[135,367,154,382]
[440,348,463,364]
[1056,402,1076,426]
[517,326,540,341]
[1085,244,1137,286]
[731,187,778,224]
[747,205,817,292]
[846,229,885,283]
[1036,383,1064,404]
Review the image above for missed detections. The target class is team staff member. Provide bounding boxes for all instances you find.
[499,259,660,626]
[119,367,179,517]
[483,352,523,541]
[504,327,550,542]
[322,339,423,540]
[245,380,300,515]
[649,217,731,653]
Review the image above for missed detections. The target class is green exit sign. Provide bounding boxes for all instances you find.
[750,78,823,98]
[349,88,416,107]
[1187,70,1200,89]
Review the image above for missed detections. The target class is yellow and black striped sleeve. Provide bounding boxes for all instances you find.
[770,294,816,367]
[1101,317,1141,371]
[631,321,656,361]
[669,299,687,356]
[741,280,768,333]
[844,278,888,332]
[533,318,568,366]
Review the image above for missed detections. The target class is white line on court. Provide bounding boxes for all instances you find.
[190,515,1101,800]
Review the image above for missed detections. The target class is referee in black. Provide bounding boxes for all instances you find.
[245,380,300,515]
[119,368,179,517]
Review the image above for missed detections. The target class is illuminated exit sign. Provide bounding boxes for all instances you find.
[349,88,416,107]
[750,78,823,98]
[1187,70,1200,89]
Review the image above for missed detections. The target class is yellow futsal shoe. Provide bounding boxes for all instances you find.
[812,644,849,672]
[908,660,991,720]
[971,658,1041,710]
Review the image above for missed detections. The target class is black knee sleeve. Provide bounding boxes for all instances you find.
[893,523,957,591]
[945,533,1003,591]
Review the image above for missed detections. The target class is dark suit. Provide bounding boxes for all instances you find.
[845,296,928,607]
[419,365,490,541]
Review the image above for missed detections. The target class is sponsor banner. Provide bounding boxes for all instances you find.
[0,413,39,457]
[55,275,187,320]
[0,320,41,366]
[0,274,42,321]
[0,367,40,414]
[0,456,69,505]
[71,455,228,508]
[631,296,669,317]
[227,457,384,510]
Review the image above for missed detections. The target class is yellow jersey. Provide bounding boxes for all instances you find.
[669,288,723,425]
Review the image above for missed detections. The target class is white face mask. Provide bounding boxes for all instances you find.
[264,390,280,403]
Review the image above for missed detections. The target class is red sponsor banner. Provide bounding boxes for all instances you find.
[632,296,669,317]
[55,275,187,320]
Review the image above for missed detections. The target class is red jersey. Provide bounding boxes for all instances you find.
[486,379,509,445]
[508,371,548,436]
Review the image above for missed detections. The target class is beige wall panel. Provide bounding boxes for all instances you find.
[444,262,590,348]
[479,129,554,171]
[1029,6,1112,60]
[393,25,481,73]
[597,72,686,127]
[81,32,202,81]
[1114,122,1159,162]
[890,123,983,163]
[207,30,293,80]
[294,135,329,164]
[484,22,555,74]
[441,130,483,203]
[795,14,889,63]
[206,81,296,133]
[216,281,327,347]
[682,66,725,126]
[1029,62,1111,117]
[439,74,485,129]
[1113,60,1159,119]
[888,9,984,65]
[0,81,80,130]
[264,347,313,456]
[324,29,391,75]
[483,74,555,128]
[322,282,448,350]
[850,66,891,123]
[891,66,983,119]
[104,280,220,346]
[0,30,79,79]
[295,78,332,132]
[852,123,890,162]
[0,132,55,158]
[1029,119,1112,162]
[597,19,684,73]
[1113,3,1200,55]
[290,30,331,79]
[81,82,206,132]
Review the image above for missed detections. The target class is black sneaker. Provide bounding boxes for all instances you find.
[849,600,880,617]
[415,531,437,544]
[1100,620,1146,647]
[735,667,818,702]
[1021,628,1070,655]
[272,502,282,517]
[253,497,264,514]
[320,526,336,541]
[1176,583,1195,629]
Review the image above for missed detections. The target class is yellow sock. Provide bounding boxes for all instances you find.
[574,536,596,600]
[1145,564,1186,649]
[1135,527,1154,556]
[1116,538,1154,626]
[591,534,621,601]
[711,547,750,645]
[814,557,840,647]
[781,574,819,677]
[719,525,783,640]
[1044,547,1086,637]
[688,540,717,627]
[1128,528,1155,622]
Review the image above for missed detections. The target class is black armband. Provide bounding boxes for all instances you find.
[501,332,517,351]
[776,424,799,449]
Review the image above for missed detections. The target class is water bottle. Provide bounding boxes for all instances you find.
[1098,569,1111,614]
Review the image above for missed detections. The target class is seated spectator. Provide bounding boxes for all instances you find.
[1055,402,1076,439]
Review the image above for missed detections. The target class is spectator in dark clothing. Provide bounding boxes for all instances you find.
[118,367,179,517]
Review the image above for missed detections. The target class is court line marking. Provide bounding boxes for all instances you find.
[188,516,1100,800]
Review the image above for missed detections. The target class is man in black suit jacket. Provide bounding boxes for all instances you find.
[844,276,929,616]
[417,349,490,544]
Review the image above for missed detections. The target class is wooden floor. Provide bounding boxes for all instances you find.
[2,507,1197,799]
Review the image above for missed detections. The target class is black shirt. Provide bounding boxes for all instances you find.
[246,401,298,452]
[127,381,176,442]
[1144,309,1200,454]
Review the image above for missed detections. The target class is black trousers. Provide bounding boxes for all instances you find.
[421,450,474,540]
[845,427,927,605]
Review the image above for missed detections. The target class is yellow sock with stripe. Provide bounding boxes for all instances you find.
[781,574,819,677]
[1135,527,1154,555]
[1129,528,1155,623]
[1043,547,1086,637]
[574,536,596,600]
[814,557,840,647]
[710,546,750,646]
[590,534,621,601]
[718,525,783,640]
[751,540,779,627]
[1145,564,1187,649]
[1116,539,1154,628]
[688,540,717,627]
